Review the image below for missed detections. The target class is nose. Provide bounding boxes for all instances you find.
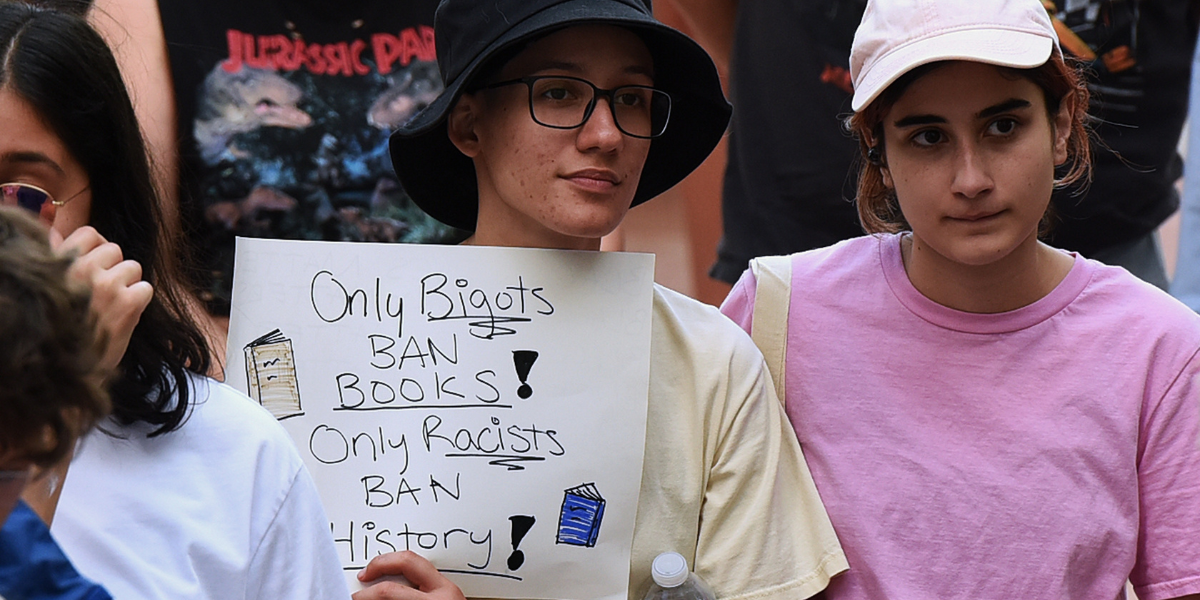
[950,142,993,199]
[576,96,624,153]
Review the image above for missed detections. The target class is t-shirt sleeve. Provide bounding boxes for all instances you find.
[718,269,758,335]
[247,463,352,600]
[692,336,847,599]
[1131,351,1200,600]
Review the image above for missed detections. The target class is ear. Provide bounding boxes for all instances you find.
[1051,96,1073,166]
[447,94,482,158]
[867,134,894,189]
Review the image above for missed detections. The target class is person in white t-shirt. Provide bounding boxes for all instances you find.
[720,0,1200,598]
[0,4,349,599]
[350,1,849,599]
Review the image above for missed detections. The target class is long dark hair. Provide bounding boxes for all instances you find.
[0,2,211,436]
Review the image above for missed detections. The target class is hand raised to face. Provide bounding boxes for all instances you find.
[53,226,153,373]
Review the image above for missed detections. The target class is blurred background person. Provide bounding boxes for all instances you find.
[673,0,867,287]
[0,206,111,600]
[1043,0,1199,290]
[89,0,460,367]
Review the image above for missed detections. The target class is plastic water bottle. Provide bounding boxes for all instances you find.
[642,552,717,600]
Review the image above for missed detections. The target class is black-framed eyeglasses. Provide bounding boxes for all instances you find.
[0,182,88,224]
[480,75,671,139]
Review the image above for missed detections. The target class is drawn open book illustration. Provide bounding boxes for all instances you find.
[556,483,606,547]
[244,329,303,419]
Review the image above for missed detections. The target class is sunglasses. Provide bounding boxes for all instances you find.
[0,182,87,224]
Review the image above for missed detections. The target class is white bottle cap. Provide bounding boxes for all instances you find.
[651,552,689,588]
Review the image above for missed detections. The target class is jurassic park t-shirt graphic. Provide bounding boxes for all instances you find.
[191,25,463,311]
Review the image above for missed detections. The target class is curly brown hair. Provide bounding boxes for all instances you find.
[0,206,109,467]
[847,54,1093,235]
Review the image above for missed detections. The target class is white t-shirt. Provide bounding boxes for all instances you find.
[52,373,350,600]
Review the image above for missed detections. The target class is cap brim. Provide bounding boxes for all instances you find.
[390,0,730,231]
[851,28,1054,111]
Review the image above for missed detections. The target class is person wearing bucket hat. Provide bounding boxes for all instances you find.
[353,1,849,599]
[389,0,734,235]
[720,0,1200,598]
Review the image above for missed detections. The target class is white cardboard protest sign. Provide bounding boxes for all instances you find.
[226,238,654,599]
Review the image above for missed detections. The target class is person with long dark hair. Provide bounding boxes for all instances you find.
[0,4,349,598]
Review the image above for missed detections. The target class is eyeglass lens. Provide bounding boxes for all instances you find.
[0,184,57,223]
[528,78,670,138]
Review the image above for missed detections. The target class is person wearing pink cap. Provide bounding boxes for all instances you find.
[720,0,1200,598]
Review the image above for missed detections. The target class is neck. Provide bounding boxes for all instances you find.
[901,233,1074,313]
[463,228,601,251]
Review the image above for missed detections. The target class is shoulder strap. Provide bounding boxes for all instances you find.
[749,255,793,403]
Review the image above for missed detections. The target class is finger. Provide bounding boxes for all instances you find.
[358,551,443,588]
[352,580,426,600]
[48,226,64,249]
[56,226,106,258]
[98,259,145,289]
[69,243,125,284]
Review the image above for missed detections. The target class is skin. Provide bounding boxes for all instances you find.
[874,61,1075,314]
[354,24,656,600]
[0,88,152,374]
[0,88,152,524]
[0,455,32,524]
[448,25,654,251]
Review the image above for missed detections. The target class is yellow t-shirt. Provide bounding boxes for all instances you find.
[626,285,845,600]
[479,284,846,599]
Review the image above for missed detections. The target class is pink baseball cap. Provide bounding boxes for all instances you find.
[849,0,1060,111]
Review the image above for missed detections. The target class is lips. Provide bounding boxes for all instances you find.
[950,210,1003,222]
[562,168,622,193]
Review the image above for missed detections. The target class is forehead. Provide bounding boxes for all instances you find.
[500,24,654,78]
[0,88,73,173]
[886,61,1046,121]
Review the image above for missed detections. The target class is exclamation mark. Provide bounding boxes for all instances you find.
[513,350,538,399]
[507,515,536,570]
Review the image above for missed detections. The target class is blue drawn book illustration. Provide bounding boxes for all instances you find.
[244,329,303,420]
[556,483,605,547]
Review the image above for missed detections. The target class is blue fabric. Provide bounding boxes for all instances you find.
[0,501,111,600]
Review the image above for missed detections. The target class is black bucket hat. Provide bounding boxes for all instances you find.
[388,0,732,231]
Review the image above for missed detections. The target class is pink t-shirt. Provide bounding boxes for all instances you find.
[721,234,1200,600]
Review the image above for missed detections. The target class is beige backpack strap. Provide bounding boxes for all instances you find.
[749,255,793,403]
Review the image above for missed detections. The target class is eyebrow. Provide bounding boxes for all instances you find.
[0,151,65,174]
[892,98,1034,129]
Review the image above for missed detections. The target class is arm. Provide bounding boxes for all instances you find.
[656,0,738,75]
[89,0,179,229]
[1130,360,1200,599]
[246,464,353,599]
[692,331,847,599]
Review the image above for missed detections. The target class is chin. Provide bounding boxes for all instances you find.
[552,211,627,239]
